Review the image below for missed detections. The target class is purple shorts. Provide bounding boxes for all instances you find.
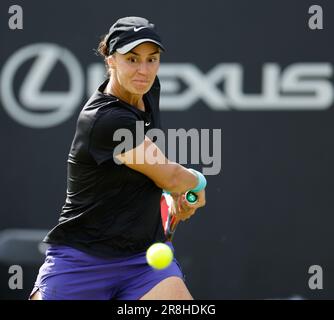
[30,243,184,300]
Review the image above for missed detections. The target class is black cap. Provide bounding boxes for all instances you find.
[106,17,165,55]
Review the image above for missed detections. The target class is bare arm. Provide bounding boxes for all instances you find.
[115,136,198,193]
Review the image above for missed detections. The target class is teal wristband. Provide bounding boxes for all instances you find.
[188,169,207,193]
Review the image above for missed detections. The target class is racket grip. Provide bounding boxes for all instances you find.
[185,191,198,204]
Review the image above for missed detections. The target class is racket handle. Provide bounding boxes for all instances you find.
[185,191,198,204]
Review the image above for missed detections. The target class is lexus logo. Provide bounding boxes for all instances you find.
[0,43,84,128]
[158,63,334,110]
[1,43,334,129]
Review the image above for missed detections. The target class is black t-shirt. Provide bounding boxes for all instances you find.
[44,77,167,258]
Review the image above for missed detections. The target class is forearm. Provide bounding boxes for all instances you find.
[163,163,198,194]
[117,137,201,193]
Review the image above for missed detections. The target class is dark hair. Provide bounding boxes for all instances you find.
[97,34,111,76]
[97,34,110,57]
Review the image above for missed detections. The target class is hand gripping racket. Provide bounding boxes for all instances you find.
[161,191,198,241]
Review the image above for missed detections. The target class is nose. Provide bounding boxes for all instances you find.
[137,62,150,75]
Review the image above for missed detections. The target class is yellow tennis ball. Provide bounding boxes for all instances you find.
[146,242,173,270]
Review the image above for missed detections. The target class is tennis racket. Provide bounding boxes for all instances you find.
[161,191,198,241]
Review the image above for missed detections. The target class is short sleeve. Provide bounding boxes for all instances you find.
[89,110,145,165]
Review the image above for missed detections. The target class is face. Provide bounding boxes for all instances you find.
[107,42,161,95]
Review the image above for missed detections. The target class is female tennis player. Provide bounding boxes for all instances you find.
[30,16,206,300]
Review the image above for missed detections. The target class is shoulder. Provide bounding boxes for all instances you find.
[151,76,160,91]
[147,76,160,99]
[96,103,139,125]
[91,104,140,139]
[144,76,161,112]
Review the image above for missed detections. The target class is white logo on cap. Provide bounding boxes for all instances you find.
[134,26,148,32]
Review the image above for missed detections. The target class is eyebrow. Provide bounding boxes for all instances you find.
[128,50,160,56]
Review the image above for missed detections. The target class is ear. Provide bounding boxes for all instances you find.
[106,55,116,70]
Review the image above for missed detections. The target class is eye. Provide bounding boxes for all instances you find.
[148,56,159,63]
[127,56,138,63]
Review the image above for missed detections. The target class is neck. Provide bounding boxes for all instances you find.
[104,78,145,111]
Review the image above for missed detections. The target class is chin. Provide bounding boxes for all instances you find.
[132,85,151,95]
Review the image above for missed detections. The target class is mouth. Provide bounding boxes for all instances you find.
[133,79,150,85]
